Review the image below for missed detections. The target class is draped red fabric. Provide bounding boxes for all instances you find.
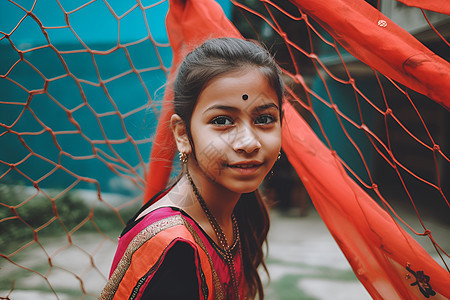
[145,0,450,297]
[291,0,450,110]
[395,0,450,15]
[282,102,450,299]
[143,0,241,203]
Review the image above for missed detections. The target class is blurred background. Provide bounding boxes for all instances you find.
[0,0,449,299]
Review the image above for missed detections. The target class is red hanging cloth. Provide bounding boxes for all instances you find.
[291,0,450,110]
[143,0,241,203]
[395,0,450,15]
[282,102,450,299]
[145,0,450,298]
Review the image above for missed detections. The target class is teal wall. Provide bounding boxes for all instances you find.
[0,0,232,194]
[310,75,376,185]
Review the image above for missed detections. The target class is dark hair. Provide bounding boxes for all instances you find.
[174,37,284,140]
[174,37,283,299]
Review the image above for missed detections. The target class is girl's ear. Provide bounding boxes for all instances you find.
[170,114,192,155]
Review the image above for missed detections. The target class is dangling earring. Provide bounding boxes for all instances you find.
[267,152,281,180]
[179,152,188,164]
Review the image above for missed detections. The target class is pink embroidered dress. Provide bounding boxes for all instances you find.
[100,189,246,300]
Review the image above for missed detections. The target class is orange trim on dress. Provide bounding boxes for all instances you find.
[100,216,214,300]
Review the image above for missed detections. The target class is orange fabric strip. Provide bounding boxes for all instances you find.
[143,0,450,298]
[291,0,450,110]
[282,102,450,299]
[113,225,213,300]
[395,0,450,15]
[143,0,242,203]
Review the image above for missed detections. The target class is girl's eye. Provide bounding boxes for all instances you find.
[210,116,233,126]
[255,114,276,125]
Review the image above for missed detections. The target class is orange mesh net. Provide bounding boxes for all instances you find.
[1,0,449,298]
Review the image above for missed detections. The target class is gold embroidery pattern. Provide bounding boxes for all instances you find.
[99,214,234,300]
[181,218,227,300]
[99,215,185,300]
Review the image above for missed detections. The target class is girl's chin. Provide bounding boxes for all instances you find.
[222,180,263,194]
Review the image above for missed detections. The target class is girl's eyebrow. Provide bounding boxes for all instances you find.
[204,103,279,114]
[253,103,279,112]
[204,105,239,113]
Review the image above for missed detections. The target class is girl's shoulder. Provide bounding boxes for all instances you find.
[121,185,183,236]
[121,205,185,238]
[108,205,200,275]
[103,206,210,299]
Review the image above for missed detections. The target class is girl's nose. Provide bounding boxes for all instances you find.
[231,125,261,154]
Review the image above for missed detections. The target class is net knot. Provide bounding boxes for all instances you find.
[432,144,440,151]
[308,53,318,60]
[423,229,431,236]
[65,13,70,26]
[294,74,304,85]
[385,108,392,116]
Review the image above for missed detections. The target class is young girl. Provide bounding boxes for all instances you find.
[100,37,284,300]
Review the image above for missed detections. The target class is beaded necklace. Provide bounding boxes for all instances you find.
[186,171,240,300]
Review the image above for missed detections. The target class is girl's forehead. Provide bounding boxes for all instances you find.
[196,68,279,111]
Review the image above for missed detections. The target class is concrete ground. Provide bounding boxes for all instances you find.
[1,207,448,299]
[262,209,371,300]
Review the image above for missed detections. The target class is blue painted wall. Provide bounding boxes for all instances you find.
[0,0,232,194]
[310,75,376,185]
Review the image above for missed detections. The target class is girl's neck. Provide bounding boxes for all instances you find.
[186,164,240,227]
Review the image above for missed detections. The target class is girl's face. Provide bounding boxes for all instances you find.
[189,67,282,194]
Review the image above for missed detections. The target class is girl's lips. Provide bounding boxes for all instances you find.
[228,164,261,168]
[227,161,263,175]
[227,160,263,168]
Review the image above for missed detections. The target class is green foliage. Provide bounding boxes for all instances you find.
[0,184,139,252]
